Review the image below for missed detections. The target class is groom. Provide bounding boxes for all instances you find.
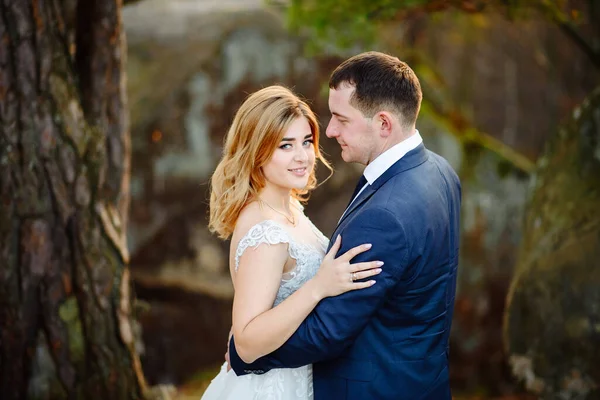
[228,51,461,399]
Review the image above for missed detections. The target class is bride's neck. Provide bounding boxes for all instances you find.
[258,185,293,212]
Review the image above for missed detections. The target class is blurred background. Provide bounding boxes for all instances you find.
[119,0,599,399]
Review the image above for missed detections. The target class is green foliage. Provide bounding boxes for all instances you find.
[285,0,425,50]
[283,0,584,51]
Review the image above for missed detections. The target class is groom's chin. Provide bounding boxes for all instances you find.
[341,153,358,164]
[339,150,351,162]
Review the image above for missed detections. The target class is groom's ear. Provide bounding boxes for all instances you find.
[375,111,394,138]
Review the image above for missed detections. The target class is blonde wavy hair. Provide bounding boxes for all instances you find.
[209,85,332,239]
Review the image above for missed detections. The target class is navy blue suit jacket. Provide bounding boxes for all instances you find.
[229,144,461,400]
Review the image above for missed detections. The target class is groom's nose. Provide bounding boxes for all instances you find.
[325,119,338,138]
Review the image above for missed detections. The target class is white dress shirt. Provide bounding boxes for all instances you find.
[340,130,423,221]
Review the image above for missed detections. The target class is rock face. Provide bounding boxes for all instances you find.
[122,0,352,385]
[504,87,600,399]
[121,0,599,392]
[406,12,598,393]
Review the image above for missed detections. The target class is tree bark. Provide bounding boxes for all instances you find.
[0,0,144,398]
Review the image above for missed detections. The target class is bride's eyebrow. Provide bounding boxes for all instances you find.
[280,134,313,142]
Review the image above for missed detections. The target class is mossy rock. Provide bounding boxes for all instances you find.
[503,87,600,399]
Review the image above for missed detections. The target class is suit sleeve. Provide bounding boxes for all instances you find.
[229,207,409,375]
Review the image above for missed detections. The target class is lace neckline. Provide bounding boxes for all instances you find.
[265,219,326,254]
[233,219,327,273]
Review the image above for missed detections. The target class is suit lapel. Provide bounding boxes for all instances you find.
[337,184,376,227]
[333,144,429,230]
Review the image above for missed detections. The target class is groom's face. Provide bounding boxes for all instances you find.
[326,84,377,165]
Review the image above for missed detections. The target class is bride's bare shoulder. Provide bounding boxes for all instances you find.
[231,201,269,242]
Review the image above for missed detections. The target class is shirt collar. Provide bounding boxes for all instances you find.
[363,130,423,185]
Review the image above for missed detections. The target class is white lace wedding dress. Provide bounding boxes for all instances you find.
[201,219,329,400]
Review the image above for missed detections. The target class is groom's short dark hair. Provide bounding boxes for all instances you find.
[329,51,422,129]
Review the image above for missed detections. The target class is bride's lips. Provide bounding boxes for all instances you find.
[288,167,308,177]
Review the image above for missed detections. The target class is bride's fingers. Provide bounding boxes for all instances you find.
[325,235,342,260]
[352,261,384,272]
[351,267,383,281]
[349,279,377,290]
[340,242,372,263]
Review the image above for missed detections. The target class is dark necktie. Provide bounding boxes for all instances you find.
[346,175,368,209]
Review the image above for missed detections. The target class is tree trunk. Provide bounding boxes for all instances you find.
[0,0,145,398]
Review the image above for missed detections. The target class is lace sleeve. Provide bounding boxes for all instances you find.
[234,220,290,272]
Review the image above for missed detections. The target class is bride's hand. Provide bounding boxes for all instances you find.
[311,235,383,299]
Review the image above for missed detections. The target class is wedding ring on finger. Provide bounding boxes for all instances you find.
[352,272,358,282]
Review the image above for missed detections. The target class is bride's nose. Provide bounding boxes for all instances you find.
[293,147,308,162]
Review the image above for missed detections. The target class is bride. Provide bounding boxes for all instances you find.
[201,86,383,399]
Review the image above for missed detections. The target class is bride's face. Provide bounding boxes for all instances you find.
[262,116,316,192]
